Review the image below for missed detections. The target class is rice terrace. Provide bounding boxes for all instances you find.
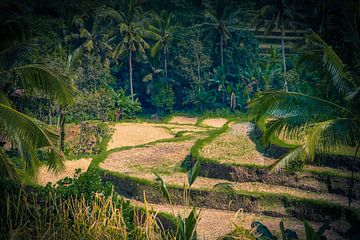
[1,0,360,239]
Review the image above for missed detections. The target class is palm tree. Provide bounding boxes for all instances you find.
[113,0,149,101]
[65,6,122,69]
[202,0,241,67]
[251,0,301,91]
[0,13,74,179]
[249,31,360,206]
[147,11,176,78]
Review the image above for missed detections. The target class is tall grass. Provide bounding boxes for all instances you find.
[2,189,175,240]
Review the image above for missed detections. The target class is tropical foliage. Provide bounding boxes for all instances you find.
[0,11,74,179]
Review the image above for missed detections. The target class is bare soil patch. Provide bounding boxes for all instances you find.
[200,123,275,166]
[201,118,228,128]
[169,116,198,125]
[37,158,92,185]
[107,123,174,150]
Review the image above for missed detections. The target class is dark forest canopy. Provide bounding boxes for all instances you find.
[2,0,358,119]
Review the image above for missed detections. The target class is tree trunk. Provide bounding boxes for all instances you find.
[220,34,224,66]
[59,110,66,152]
[164,46,168,78]
[48,101,52,125]
[195,46,203,111]
[129,50,134,101]
[348,144,360,207]
[281,27,288,92]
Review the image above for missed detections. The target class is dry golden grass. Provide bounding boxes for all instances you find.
[101,141,195,175]
[37,158,92,185]
[107,123,174,150]
[169,116,198,125]
[201,118,228,128]
[200,123,275,166]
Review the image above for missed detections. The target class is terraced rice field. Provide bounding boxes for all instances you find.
[200,122,275,166]
[38,116,359,239]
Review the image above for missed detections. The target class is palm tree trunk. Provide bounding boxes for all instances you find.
[281,25,288,92]
[129,50,134,101]
[220,34,224,66]
[59,110,65,152]
[48,101,52,125]
[195,47,203,111]
[164,46,168,78]
[348,144,360,207]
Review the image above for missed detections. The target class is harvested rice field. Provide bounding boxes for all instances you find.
[200,122,275,166]
[101,140,195,175]
[201,118,228,128]
[107,123,174,150]
[100,118,358,208]
[36,117,359,240]
[37,158,92,185]
[168,116,198,125]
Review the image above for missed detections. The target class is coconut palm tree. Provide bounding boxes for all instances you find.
[0,13,74,180]
[113,0,149,101]
[249,31,360,206]
[147,11,176,78]
[65,6,122,69]
[251,0,302,91]
[201,0,241,67]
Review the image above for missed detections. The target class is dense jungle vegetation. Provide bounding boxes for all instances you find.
[0,0,360,239]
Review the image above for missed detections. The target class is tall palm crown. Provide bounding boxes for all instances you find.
[147,11,176,78]
[0,6,74,179]
[249,31,360,173]
[65,6,122,69]
[202,0,241,66]
[113,0,149,101]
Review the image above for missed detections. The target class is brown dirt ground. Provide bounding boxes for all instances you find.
[200,123,275,166]
[169,116,198,125]
[130,200,341,240]
[37,158,92,185]
[107,123,174,150]
[201,118,228,128]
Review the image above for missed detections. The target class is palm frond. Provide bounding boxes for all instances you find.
[0,104,64,176]
[0,90,12,106]
[249,91,354,123]
[307,118,360,158]
[262,116,306,146]
[270,145,307,172]
[0,41,35,70]
[0,147,19,180]
[4,64,74,105]
[305,31,354,94]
